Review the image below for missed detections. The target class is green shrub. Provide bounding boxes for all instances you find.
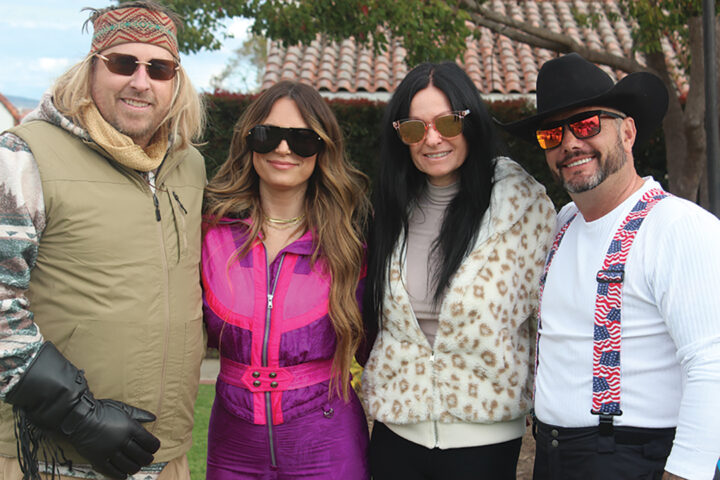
[328,98,385,182]
[200,91,255,178]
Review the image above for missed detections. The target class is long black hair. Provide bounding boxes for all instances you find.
[363,61,502,334]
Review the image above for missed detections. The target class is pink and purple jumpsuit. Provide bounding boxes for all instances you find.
[202,219,370,479]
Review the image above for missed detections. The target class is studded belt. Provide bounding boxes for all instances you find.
[219,356,334,393]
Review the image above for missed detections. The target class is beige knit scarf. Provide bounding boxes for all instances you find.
[81,103,168,172]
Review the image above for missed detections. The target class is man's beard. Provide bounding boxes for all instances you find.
[553,137,627,194]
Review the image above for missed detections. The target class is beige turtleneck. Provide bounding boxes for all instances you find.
[406,180,459,347]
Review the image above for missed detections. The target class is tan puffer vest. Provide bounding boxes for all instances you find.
[0,121,206,464]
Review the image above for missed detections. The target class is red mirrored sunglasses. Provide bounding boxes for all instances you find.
[536,110,626,150]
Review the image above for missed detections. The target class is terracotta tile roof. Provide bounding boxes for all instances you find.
[261,0,688,99]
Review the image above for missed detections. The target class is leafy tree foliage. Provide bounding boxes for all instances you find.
[158,0,719,204]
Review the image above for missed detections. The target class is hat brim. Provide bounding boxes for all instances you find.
[498,71,668,149]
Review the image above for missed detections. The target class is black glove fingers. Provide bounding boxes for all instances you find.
[103,399,160,454]
[109,449,143,477]
[121,436,156,466]
[106,399,157,424]
[71,399,159,477]
[120,402,157,424]
[129,425,161,454]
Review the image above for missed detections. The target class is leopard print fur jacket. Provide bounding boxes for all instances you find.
[361,157,555,425]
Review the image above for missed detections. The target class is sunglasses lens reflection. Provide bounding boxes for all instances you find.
[397,120,426,144]
[287,130,323,157]
[435,114,463,138]
[107,54,139,75]
[248,125,278,153]
[569,116,601,138]
[536,126,563,150]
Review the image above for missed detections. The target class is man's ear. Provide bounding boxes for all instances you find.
[620,116,637,154]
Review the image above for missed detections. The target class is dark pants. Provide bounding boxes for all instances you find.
[369,420,522,480]
[532,419,675,480]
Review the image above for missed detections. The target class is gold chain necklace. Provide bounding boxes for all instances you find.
[264,213,305,228]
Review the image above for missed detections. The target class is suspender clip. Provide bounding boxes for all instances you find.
[593,412,621,453]
[598,414,614,436]
[591,410,622,436]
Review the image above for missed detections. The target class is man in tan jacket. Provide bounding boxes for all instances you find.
[0,2,206,479]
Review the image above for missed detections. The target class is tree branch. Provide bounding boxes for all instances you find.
[459,0,647,74]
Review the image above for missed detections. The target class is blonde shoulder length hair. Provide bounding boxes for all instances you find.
[205,81,371,399]
[51,52,205,151]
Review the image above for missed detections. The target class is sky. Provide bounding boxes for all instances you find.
[0,0,257,103]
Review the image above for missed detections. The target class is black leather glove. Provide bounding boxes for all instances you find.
[6,342,160,479]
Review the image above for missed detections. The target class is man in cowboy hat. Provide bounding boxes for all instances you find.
[503,53,720,479]
[0,1,206,479]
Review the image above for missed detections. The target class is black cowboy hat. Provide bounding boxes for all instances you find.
[499,53,669,148]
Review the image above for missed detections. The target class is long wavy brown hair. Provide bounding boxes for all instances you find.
[204,81,370,399]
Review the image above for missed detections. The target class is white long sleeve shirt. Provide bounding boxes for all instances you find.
[536,178,720,479]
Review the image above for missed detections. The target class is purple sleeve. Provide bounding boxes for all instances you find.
[202,295,223,350]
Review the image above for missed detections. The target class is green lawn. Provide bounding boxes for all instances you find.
[189,383,215,479]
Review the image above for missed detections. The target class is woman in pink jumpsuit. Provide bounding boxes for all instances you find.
[202,81,371,479]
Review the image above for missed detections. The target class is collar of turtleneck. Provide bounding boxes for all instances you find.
[424,180,459,206]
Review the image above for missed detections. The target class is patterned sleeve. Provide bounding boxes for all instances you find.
[0,132,45,400]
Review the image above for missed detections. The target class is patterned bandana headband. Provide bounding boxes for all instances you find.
[90,6,179,58]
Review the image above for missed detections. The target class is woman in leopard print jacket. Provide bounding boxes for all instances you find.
[360,61,555,479]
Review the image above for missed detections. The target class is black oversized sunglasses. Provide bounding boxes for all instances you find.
[247,125,324,158]
[95,53,179,81]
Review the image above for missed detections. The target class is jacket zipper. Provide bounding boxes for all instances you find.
[172,191,188,214]
[429,349,439,447]
[149,175,171,433]
[145,171,162,222]
[409,307,441,447]
[170,191,188,260]
[263,251,285,468]
[152,193,162,221]
[404,255,442,448]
